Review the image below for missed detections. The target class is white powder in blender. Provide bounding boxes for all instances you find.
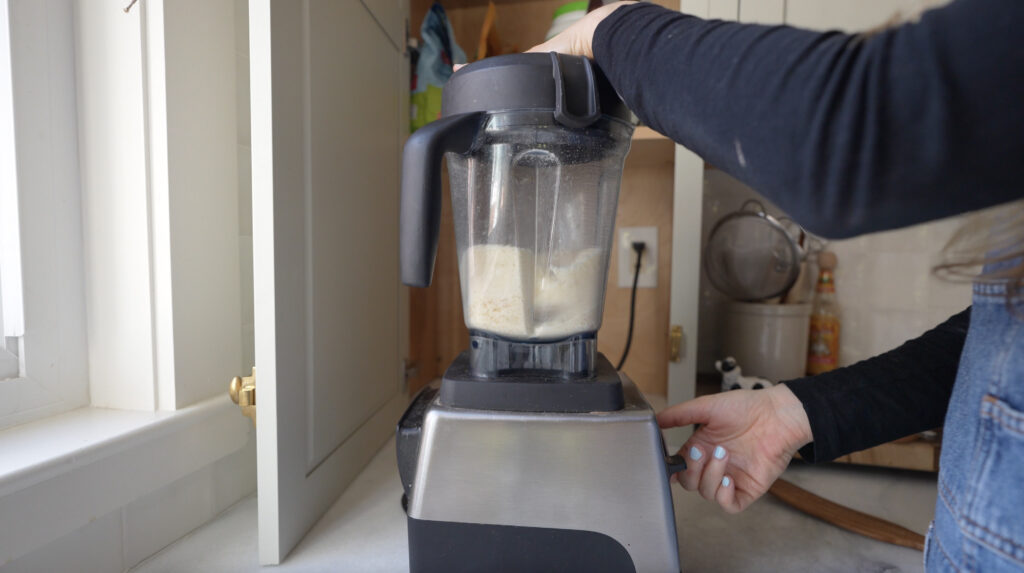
[462,244,604,339]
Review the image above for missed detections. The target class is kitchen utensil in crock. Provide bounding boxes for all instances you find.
[704,199,805,301]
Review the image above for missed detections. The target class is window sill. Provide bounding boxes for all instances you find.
[0,394,252,565]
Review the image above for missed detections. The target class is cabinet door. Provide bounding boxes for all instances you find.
[362,0,407,50]
[249,0,408,564]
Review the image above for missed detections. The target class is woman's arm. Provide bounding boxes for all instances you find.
[786,307,970,461]
[657,308,968,511]
[590,0,1024,238]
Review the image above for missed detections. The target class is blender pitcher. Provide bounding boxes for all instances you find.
[401,53,634,377]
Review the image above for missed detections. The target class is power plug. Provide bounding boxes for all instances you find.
[617,226,658,288]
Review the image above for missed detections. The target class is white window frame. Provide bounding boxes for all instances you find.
[0,0,22,381]
[0,0,245,427]
[0,0,252,566]
[0,0,89,430]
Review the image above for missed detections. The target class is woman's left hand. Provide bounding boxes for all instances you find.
[657,384,813,513]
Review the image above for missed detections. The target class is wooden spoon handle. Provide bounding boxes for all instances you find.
[768,478,926,551]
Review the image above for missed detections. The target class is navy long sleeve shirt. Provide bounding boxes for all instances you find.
[592,0,1023,460]
[594,0,1023,238]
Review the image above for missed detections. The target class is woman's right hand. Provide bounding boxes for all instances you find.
[657,384,813,513]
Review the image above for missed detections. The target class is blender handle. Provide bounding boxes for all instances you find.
[400,111,485,287]
[550,52,600,129]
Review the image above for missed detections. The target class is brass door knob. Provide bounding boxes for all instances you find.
[669,325,683,362]
[229,367,256,427]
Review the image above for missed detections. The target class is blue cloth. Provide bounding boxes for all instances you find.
[411,3,466,131]
[926,279,1024,571]
[415,2,466,94]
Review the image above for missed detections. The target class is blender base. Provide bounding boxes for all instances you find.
[396,363,683,573]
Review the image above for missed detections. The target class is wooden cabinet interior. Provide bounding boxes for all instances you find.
[411,0,678,55]
[406,0,678,398]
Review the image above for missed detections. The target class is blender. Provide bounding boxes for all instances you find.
[397,53,685,573]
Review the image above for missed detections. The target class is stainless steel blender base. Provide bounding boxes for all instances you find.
[399,376,682,573]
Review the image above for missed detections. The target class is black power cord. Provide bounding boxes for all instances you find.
[616,241,646,371]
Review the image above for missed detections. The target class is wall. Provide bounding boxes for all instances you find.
[236,0,255,374]
[160,0,244,408]
[696,169,973,375]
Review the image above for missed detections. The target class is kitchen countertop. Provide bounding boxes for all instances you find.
[132,433,937,572]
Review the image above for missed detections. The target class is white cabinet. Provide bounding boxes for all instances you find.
[248,0,408,564]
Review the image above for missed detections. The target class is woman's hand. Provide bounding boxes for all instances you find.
[526,2,636,58]
[657,384,813,513]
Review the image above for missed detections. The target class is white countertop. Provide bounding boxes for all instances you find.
[132,434,937,572]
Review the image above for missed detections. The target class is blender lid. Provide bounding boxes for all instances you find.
[441,53,632,128]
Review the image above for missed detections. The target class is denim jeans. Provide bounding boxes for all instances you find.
[925,281,1024,572]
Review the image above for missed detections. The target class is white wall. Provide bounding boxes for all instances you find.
[159,0,244,408]
[236,0,255,375]
[786,0,945,32]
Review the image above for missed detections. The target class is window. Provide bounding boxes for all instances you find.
[0,3,253,564]
[0,0,89,429]
[0,0,23,381]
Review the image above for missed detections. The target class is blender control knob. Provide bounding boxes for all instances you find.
[665,453,688,476]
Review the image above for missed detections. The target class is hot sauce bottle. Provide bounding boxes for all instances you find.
[807,251,840,375]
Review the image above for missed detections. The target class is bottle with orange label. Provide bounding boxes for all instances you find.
[807,251,840,375]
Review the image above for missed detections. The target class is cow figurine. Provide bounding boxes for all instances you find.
[715,357,774,392]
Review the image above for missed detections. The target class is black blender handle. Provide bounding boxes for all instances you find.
[400,111,485,287]
[550,52,600,129]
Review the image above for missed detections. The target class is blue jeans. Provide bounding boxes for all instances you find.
[926,282,1024,571]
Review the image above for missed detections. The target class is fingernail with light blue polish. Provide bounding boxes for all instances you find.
[714,446,727,460]
[722,476,731,487]
[689,446,702,461]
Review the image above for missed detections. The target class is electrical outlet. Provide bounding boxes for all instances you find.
[617,226,658,288]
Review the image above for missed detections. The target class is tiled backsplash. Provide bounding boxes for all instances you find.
[827,222,971,366]
[697,170,973,375]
